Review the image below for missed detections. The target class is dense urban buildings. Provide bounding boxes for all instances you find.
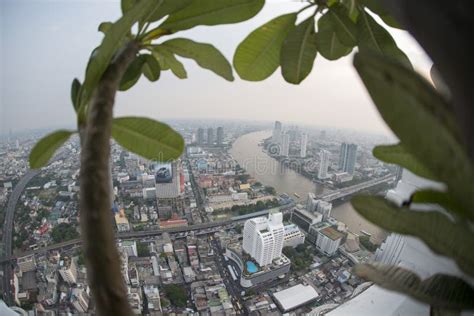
[1,120,402,315]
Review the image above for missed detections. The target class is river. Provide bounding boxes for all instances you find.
[229,130,387,244]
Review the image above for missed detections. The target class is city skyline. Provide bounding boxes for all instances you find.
[1,0,432,136]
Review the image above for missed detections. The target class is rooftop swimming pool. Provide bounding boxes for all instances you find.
[246,261,258,273]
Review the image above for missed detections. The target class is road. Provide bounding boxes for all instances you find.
[1,169,40,305]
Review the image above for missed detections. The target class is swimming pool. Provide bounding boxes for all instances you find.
[246,261,258,273]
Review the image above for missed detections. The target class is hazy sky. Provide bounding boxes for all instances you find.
[0,0,432,135]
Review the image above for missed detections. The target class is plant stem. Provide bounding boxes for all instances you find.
[79,40,139,316]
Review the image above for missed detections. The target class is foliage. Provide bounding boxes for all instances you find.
[264,186,276,195]
[51,223,80,243]
[283,244,313,272]
[137,242,150,257]
[163,284,187,307]
[234,0,408,84]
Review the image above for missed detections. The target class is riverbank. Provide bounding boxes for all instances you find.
[230,130,387,244]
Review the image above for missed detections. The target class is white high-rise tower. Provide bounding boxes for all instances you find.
[242,212,285,266]
[281,134,290,157]
[272,121,282,144]
[318,150,330,179]
[300,133,308,158]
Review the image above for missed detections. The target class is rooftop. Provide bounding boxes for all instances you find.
[273,284,319,312]
[321,227,344,241]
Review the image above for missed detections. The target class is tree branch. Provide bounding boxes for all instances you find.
[79,41,139,316]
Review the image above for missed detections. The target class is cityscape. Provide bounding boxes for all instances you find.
[0,120,402,315]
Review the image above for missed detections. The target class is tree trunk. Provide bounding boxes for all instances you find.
[79,41,139,315]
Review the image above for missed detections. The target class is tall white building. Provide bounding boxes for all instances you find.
[318,150,330,179]
[300,133,308,158]
[242,212,285,266]
[272,121,282,144]
[281,134,290,157]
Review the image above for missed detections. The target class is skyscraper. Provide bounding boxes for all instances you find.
[207,127,214,145]
[272,121,282,144]
[318,150,330,179]
[281,133,290,157]
[300,133,308,158]
[339,143,357,174]
[242,212,285,266]
[216,126,224,146]
[196,128,205,145]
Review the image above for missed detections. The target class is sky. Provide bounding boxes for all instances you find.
[0,0,432,136]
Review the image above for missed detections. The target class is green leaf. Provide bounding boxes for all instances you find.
[112,117,184,161]
[411,189,473,222]
[70,78,81,112]
[315,12,352,61]
[161,38,234,81]
[119,55,146,91]
[351,195,474,276]
[152,46,187,79]
[328,4,357,47]
[234,13,297,81]
[142,55,161,82]
[147,0,192,23]
[356,9,410,67]
[355,263,474,310]
[29,130,74,169]
[98,22,113,35]
[353,52,474,215]
[121,0,135,14]
[373,143,437,180]
[78,0,159,113]
[280,17,317,84]
[341,0,359,22]
[160,0,264,32]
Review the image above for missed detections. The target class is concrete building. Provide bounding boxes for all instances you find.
[318,149,330,179]
[242,212,285,266]
[58,256,77,284]
[17,255,36,273]
[71,287,90,313]
[216,126,224,146]
[272,284,319,312]
[119,240,138,257]
[114,209,131,232]
[300,133,308,158]
[283,224,305,248]
[280,133,290,157]
[207,127,214,145]
[272,121,282,144]
[339,143,357,174]
[307,194,333,221]
[196,128,205,145]
[290,207,322,232]
[315,226,344,256]
[142,187,156,199]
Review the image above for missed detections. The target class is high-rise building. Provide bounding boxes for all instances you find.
[58,256,77,284]
[216,126,224,145]
[196,128,205,145]
[300,133,308,158]
[207,127,214,145]
[339,143,357,174]
[242,212,285,266]
[305,193,332,221]
[281,133,290,157]
[318,150,330,179]
[272,121,282,144]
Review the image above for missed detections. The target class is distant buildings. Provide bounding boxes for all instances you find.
[207,127,214,145]
[17,255,36,273]
[300,133,308,158]
[339,143,357,174]
[114,209,131,232]
[197,128,205,145]
[272,284,319,312]
[306,193,332,221]
[272,121,282,144]
[216,126,224,146]
[280,134,290,157]
[242,212,285,267]
[318,150,330,179]
[312,223,344,256]
[58,256,77,284]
